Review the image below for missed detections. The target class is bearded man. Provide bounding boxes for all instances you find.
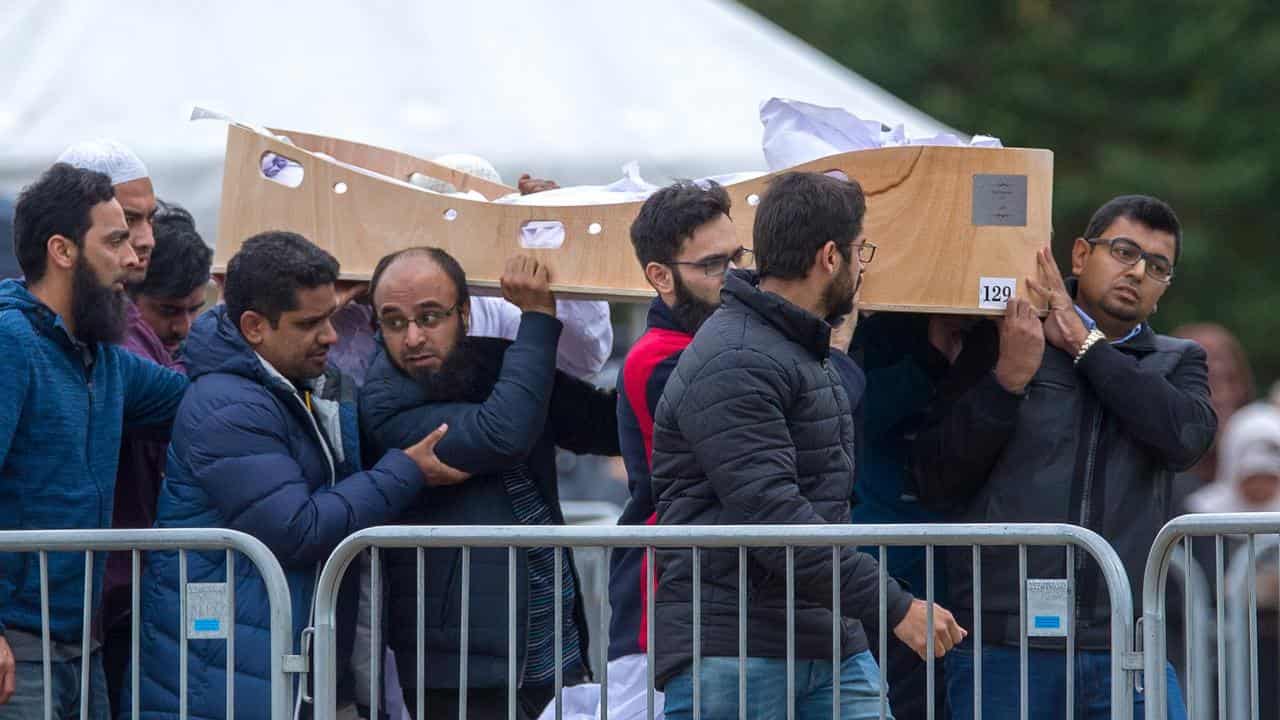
[649,172,965,720]
[0,163,188,718]
[359,249,620,719]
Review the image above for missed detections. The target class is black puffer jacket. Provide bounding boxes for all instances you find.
[650,271,913,686]
[359,313,620,689]
[912,299,1216,649]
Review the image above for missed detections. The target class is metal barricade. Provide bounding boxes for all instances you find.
[1224,536,1280,720]
[311,523,1137,720]
[1166,545,1215,720]
[0,528,295,720]
[1142,513,1280,720]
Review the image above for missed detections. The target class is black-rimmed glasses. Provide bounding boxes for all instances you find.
[378,304,462,333]
[1085,237,1174,283]
[850,241,877,264]
[668,246,754,277]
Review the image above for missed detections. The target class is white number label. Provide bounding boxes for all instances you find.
[978,277,1017,309]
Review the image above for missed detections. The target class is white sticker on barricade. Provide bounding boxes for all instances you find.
[979,277,1017,310]
[186,582,229,639]
[1026,578,1069,637]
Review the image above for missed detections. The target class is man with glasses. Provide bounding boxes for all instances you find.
[650,172,964,719]
[359,248,620,719]
[606,180,750,713]
[912,195,1217,720]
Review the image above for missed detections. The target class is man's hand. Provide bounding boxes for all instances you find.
[518,173,561,195]
[403,424,470,487]
[992,297,1045,393]
[0,634,15,705]
[893,599,967,660]
[1026,247,1089,355]
[501,255,557,317]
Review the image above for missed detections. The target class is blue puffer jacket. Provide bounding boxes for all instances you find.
[127,305,426,720]
[0,279,186,643]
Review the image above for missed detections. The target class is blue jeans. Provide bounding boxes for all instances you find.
[664,651,891,720]
[945,642,1185,720]
[0,652,109,720]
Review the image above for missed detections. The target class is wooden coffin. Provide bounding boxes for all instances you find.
[215,123,1053,313]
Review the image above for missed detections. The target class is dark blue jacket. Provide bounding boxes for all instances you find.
[0,279,186,644]
[359,312,620,689]
[128,305,426,719]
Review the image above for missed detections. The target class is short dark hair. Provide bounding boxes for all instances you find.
[369,246,470,311]
[630,180,732,266]
[13,163,116,283]
[752,172,866,280]
[224,231,339,328]
[128,200,212,299]
[1083,195,1182,264]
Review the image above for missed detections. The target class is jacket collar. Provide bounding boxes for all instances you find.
[721,270,831,359]
[645,297,684,334]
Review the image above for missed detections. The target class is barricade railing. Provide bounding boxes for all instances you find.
[0,528,295,720]
[1165,545,1214,720]
[1224,535,1280,720]
[311,523,1136,720]
[1142,513,1280,720]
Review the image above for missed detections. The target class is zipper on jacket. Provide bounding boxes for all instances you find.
[294,392,336,487]
[86,373,101,528]
[1074,402,1103,627]
[1078,408,1103,530]
[288,387,334,714]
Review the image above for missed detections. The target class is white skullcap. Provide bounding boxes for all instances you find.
[408,153,503,194]
[56,139,149,185]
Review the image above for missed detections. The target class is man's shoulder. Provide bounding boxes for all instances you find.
[183,370,278,417]
[1148,331,1205,358]
[663,319,793,412]
[623,327,690,377]
[0,306,36,340]
[683,311,792,372]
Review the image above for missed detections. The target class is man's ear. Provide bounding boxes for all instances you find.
[460,301,471,335]
[1070,237,1091,276]
[239,310,270,347]
[46,234,78,272]
[644,261,675,295]
[817,241,840,277]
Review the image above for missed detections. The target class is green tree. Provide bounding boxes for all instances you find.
[744,0,1280,389]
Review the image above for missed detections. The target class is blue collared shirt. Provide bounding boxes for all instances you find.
[1075,304,1143,345]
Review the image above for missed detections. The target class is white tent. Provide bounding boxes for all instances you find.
[0,0,952,240]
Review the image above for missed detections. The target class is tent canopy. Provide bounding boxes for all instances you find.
[0,0,952,239]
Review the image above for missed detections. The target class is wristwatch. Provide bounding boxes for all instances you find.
[1074,328,1107,365]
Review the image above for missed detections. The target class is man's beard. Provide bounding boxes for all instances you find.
[71,257,127,347]
[407,336,483,403]
[821,259,857,324]
[670,271,719,335]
